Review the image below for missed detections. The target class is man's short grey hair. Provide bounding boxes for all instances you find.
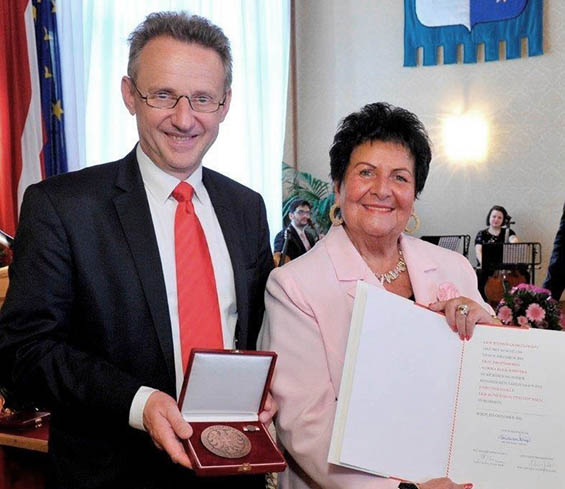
[127,11,232,91]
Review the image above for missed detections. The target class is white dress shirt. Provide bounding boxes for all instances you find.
[129,145,237,430]
[292,222,311,251]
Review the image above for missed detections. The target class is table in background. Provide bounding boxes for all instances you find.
[0,421,49,489]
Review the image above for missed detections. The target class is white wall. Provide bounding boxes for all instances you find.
[287,0,564,290]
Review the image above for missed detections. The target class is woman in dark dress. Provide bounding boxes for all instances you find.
[475,205,519,300]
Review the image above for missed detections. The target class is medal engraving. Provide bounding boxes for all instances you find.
[201,425,251,459]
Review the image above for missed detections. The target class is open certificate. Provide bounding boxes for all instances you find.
[329,282,565,489]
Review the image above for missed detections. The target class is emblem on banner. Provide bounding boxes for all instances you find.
[404,0,543,66]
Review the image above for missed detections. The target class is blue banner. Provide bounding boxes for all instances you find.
[33,0,68,176]
[471,0,528,27]
[404,0,543,66]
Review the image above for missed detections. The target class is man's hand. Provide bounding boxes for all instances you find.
[258,392,278,426]
[143,391,193,468]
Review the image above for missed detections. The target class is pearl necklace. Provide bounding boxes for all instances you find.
[375,249,407,285]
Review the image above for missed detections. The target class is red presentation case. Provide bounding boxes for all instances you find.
[178,349,286,476]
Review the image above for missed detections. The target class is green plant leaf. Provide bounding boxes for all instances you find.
[282,162,334,233]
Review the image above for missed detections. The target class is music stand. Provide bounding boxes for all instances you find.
[481,242,542,284]
[420,234,471,257]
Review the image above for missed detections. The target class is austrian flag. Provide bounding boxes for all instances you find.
[0,0,43,236]
[0,0,67,236]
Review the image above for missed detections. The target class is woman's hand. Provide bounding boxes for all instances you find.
[429,296,496,340]
[258,392,278,426]
[418,477,472,489]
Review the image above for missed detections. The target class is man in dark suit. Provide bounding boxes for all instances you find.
[274,199,317,262]
[543,201,565,301]
[0,12,273,489]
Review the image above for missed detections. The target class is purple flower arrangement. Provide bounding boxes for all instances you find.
[496,283,562,330]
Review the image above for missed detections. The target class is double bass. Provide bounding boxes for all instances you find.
[483,217,527,308]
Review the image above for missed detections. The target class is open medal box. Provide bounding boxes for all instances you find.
[0,409,50,430]
[178,349,286,476]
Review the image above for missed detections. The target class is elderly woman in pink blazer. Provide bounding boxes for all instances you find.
[262,103,494,489]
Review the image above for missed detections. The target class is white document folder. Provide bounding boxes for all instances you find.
[329,281,565,488]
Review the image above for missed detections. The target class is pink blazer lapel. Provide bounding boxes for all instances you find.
[324,228,453,304]
[325,226,383,299]
[400,234,441,305]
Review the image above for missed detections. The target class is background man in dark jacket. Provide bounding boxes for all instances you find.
[274,199,317,262]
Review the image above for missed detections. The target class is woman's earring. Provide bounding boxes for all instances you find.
[329,203,343,226]
[404,212,420,234]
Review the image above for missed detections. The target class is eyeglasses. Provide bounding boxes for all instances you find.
[294,210,311,216]
[129,78,226,113]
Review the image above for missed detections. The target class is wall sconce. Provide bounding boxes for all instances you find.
[442,113,489,164]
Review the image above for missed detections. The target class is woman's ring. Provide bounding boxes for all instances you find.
[456,304,469,317]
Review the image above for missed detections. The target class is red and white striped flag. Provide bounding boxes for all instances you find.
[0,0,44,236]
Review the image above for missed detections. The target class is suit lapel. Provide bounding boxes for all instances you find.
[202,169,249,347]
[112,151,175,385]
[290,226,307,254]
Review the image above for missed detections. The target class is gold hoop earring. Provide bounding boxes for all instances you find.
[329,203,343,226]
[404,212,420,234]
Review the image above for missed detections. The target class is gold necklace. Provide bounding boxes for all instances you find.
[374,249,407,285]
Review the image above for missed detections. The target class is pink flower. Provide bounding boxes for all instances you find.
[437,282,459,301]
[497,305,513,324]
[517,316,530,327]
[513,283,552,295]
[534,286,552,295]
[526,303,546,323]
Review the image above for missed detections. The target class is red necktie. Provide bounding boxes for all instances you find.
[172,182,223,371]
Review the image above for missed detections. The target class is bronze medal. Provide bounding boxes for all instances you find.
[200,425,251,459]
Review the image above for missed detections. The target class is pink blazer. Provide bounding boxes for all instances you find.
[262,225,491,489]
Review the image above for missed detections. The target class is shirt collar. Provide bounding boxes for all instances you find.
[136,144,205,204]
[291,222,305,235]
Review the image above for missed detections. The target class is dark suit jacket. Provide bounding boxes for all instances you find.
[543,202,565,300]
[273,225,316,261]
[0,148,272,488]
